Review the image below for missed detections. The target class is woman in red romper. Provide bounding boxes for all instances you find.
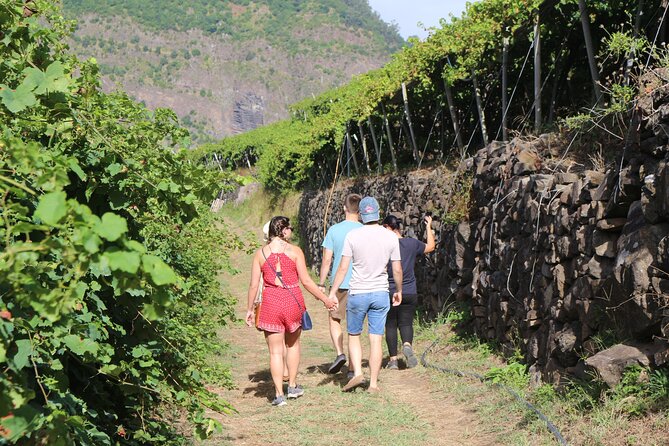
[246,216,338,406]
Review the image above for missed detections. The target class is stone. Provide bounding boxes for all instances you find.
[526,310,541,327]
[614,213,669,294]
[576,225,593,255]
[584,170,606,186]
[591,170,617,201]
[532,174,554,193]
[554,324,579,366]
[592,229,618,258]
[514,148,542,175]
[585,344,652,387]
[570,179,584,206]
[473,306,487,317]
[584,255,614,280]
[596,218,627,231]
[554,172,580,184]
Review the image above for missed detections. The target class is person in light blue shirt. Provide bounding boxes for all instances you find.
[318,193,362,374]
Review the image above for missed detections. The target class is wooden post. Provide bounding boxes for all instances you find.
[357,121,372,174]
[533,12,542,133]
[501,36,509,141]
[381,103,398,173]
[548,44,567,124]
[346,130,360,175]
[472,69,489,146]
[578,0,602,103]
[442,70,464,151]
[213,153,224,171]
[401,82,419,163]
[367,116,382,174]
[661,0,668,45]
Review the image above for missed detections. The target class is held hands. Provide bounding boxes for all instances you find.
[392,291,402,306]
[323,294,338,311]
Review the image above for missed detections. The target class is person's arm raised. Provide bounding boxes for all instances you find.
[294,246,338,310]
[424,215,436,254]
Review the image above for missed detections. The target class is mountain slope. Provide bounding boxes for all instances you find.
[62,0,405,143]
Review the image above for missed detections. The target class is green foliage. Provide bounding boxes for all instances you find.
[648,367,669,402]
[61,0,404,52]
[0,0,238,443]
[531,383,558,406]
[441,172,473,225]
[196,0,653,193]
[611,365,651,415]
[484,362,530,391]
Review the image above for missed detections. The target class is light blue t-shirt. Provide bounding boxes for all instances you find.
[322,220,362,289]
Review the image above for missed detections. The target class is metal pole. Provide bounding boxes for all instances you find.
[381,103,398,173]
[533,13,542,133]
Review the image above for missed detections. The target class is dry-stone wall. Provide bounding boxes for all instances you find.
[298,72,669,385]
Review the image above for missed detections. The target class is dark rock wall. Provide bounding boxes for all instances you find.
[298,73,669,383]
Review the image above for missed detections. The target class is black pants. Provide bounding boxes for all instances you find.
[385,293,418,356]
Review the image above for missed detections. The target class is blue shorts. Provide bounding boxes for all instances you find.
[346,291,390,336]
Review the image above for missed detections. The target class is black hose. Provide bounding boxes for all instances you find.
[420,339,569,446]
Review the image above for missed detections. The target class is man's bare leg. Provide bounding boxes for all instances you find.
[368,334,383,389]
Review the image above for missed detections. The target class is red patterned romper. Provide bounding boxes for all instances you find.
[257,252,307,333]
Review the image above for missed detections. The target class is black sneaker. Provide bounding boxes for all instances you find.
[328,354,346,374]
[403,344,418,368]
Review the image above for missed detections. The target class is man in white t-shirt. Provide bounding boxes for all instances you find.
[318,193,362,375]
[329,196,402,393]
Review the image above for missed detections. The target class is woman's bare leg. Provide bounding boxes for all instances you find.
[284,328,301,387]
[265,331,286,396]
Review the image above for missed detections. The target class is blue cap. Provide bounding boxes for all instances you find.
[359,196,380,223]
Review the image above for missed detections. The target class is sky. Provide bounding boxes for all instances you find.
[368,0,470,40]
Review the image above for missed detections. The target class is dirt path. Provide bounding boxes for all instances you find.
[201,235,495,446]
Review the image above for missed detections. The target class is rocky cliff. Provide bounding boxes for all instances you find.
[62,1,404,143]
[298,71,669,385]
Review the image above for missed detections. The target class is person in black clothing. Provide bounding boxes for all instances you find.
[382,214,435,369]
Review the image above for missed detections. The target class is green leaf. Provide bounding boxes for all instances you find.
[141,303,165,320]
[99,364,123,377]
[24,61,71,95]
[62,334,98,356]
[142,254,178,285]
[81,230,101,253]
[68,159,87,181]
[51,359,64,371]
[96,212,128,241]
[125,240,146,254]
[13,339,32,370]
[106,163,123,176]
[0,83,37,113]
[105,250,140,274]
[0,405,39,442]
[34,191,67,226]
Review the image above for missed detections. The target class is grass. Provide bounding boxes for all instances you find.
[251,389,430,446]
[210,185,669,446]
[415,310,669,446]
